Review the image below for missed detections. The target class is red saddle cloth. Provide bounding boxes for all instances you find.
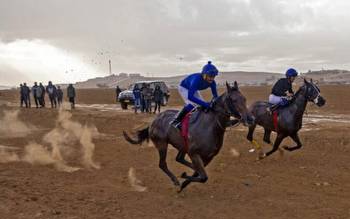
[273,111,278,131]
[181,112,192,153]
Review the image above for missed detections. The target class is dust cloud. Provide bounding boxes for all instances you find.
[230,148,241,158]
[128,167,147,192]
[0,110,34,137]
[0,108,100,172]
[0,146,20,163]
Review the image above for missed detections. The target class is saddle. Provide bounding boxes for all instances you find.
[266,103,279,131]
[180,109,201,153]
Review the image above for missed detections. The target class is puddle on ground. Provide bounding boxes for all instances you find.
[233,113,350,133]
[304,114,350,124]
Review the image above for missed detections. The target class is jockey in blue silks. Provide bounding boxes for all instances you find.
[268,68,298,110]
[171,61,219,129]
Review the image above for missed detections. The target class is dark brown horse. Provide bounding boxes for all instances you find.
[123,82,254,192]
[247,79,326,159]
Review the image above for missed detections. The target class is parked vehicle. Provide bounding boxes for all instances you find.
[118,81,170,110]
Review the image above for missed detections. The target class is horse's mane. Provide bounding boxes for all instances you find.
[290,84,307,103]
[214,87,239,106]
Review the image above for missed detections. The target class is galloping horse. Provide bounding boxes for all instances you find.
[123,82,254,192]
[247,79,326,159]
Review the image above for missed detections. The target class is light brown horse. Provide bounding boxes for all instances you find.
[123,82,254,192]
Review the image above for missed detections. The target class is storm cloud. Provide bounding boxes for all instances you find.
[0,0,349,85]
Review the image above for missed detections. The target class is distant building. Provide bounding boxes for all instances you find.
[129,73,141,77]
[119,73,128,77]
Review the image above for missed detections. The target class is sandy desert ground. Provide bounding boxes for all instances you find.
[0,84,349,219]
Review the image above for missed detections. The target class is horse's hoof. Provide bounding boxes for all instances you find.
[181,172,187,178]
[278,148,284,156]
[256,153,266,160]
[282,145,290,151]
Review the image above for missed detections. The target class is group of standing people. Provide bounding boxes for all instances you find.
[20,81,76,109]
[132,83,164,114]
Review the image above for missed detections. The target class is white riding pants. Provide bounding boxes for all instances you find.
[178,86,204,106]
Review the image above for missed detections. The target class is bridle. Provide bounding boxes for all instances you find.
[305,82,321,104]
[210,93,243,130]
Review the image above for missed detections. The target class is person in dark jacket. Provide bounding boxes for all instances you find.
[32,82,39,108]
[56,85,63,107]
[268,68,298,111]
[38,82,46,107]
[140,83,147,113]
[67,84,76,109]
[22,83,31,108]
[116,86,122,102]
[19,84,25,107]
[46,81,57,108]
[153,85,163,113]
[142,84,153,113]
[133,84,141,114]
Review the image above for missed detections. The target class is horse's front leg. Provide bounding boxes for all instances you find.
[265,133,286,157]
[283,133,302,151]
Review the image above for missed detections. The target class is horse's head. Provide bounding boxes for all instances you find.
[219,81,255,126]
[303,78,326,107]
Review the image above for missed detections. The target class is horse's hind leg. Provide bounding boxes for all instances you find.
[263,129,272,144]
[179,156,213,192]
[283,133,302,151]
[157,142,180,186]
[265,133,286,157]
[178,172,198,192]
[180,154,208,183]
[176,151,194,170]
[246,124,256,142]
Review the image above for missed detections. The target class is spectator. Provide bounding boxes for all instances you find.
[140,83,147,113]
[133,84,141,114]
[116,86,122,102]
[143,84,153,113]
[22,83,31,108]
[56,85,63,107]
[46,81,57,108]
[39,82,46,107]
[153,85,163,114]
[32,82,39,108]
[67,84,76,109]
[19,84,24,107]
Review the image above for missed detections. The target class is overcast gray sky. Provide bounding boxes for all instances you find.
[1,0,349,86]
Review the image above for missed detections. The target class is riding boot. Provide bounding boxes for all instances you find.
[226,119,240,127]
[170,107,189,129]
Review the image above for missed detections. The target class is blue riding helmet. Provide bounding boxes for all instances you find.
[201,61,219,77]
[286,68,298,78]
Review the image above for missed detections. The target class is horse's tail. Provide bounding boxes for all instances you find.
[123,127,149,145]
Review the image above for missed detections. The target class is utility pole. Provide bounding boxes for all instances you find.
[109,60,112,75]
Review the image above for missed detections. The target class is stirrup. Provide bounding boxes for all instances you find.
[170,120,182,130]
[267,105,278,114]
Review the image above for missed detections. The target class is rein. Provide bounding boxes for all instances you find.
[300,83,321,105]
[211,93,242,131]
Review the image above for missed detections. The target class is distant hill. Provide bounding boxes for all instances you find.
[302,69,350,84]
[73,69,350,89]
[74,71,282,89]
[0,85,13,90]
